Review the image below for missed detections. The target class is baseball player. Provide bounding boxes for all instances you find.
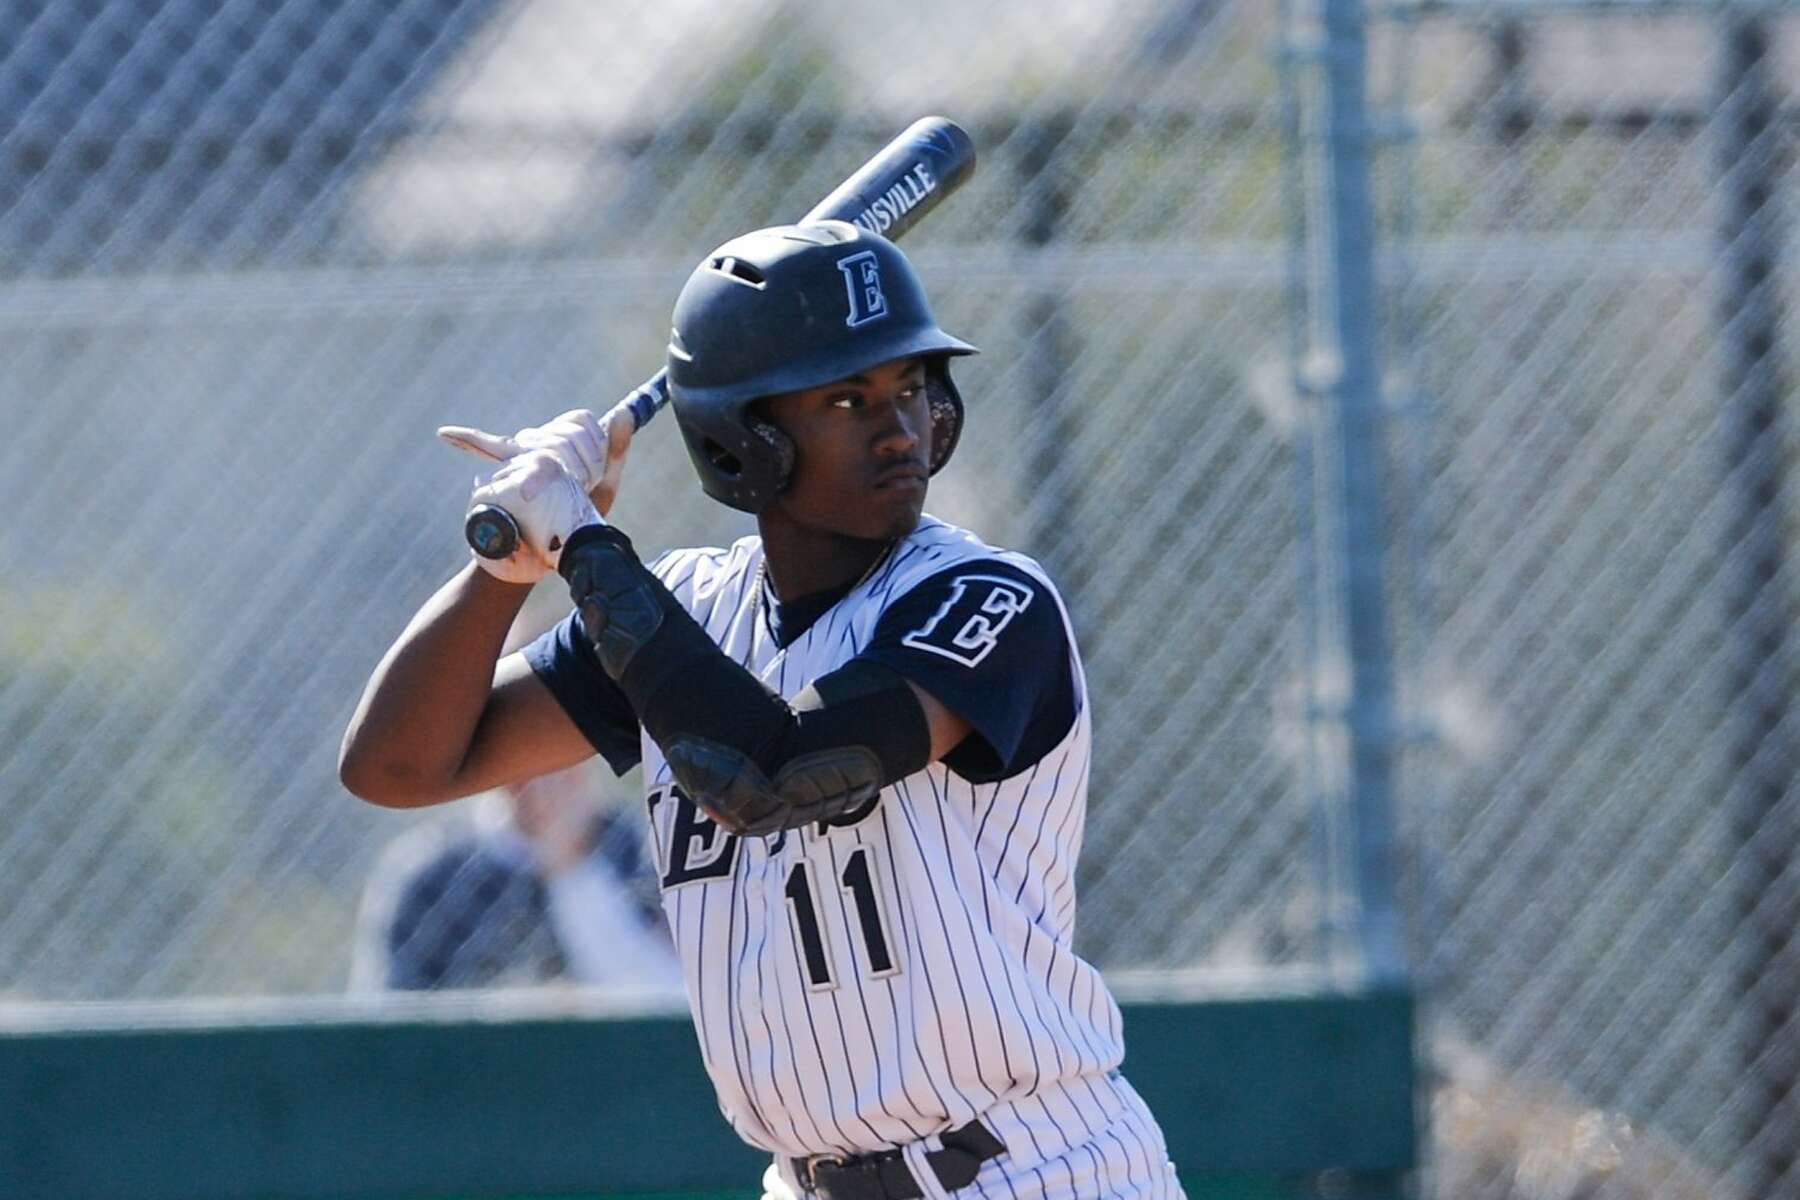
[341,220,1185,1199]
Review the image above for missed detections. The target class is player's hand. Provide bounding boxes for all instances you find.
[439,405,636,517]
[439,408,606,489]
[466,450,603,584]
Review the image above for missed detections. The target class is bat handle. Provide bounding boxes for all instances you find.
[621,368,671,431]
[465,504,522,561]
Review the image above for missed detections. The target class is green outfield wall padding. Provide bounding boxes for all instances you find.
[491,1173,1302,1199]
[0,988,1412,1200]
[473,1172,1300,1199]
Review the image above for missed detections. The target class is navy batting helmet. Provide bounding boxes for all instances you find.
[666,220,977,513]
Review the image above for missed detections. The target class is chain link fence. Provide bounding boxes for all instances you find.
[5,1,1800,1198]
[0,0,1303,1001]
[1356,4,1800,1198]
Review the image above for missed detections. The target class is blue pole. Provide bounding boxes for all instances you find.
[1321,0,1406,987]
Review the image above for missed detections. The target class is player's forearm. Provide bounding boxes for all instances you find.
[562,524,930,834]
[339,563,533,808]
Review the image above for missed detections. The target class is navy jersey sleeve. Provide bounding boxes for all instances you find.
[857,560,1077,784]
[522,612,643,776]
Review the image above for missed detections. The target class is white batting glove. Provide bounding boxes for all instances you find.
[467,450,603,584]
[440,406,635,517]
[439,408,604,491]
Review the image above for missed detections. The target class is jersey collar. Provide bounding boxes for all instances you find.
[759,540,898,649]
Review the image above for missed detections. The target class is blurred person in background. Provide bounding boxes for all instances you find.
[349,758,678,992]
[349,586,680,993]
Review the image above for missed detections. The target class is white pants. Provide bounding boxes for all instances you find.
[761,1073,1185,1200]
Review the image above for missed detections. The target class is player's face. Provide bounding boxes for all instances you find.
[762,355,933,542]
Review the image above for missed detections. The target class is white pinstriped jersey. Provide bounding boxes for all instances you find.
[641,515,1145,1159]
[530,514,1183,1195]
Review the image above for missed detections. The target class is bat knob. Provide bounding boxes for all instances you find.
[465,504,521,560]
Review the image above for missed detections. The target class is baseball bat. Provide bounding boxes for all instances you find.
[464,115,977,561]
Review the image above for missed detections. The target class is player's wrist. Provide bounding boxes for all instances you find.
[464,556,538,589]
[469,543,550,585]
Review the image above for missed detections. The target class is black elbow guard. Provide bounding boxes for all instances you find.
[559,524,669,679]
[557,527,932,836]
[667,660,932,836]
[664,739,886,837]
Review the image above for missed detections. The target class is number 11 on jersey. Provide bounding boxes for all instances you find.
[784,848,900,989]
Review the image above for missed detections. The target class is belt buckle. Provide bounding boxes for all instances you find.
[801,1152,846,1193]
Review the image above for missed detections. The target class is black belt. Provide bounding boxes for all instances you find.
[793,1119,1007,1200]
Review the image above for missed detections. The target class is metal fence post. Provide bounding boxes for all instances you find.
[1715,15,1800,1197]
[1320,0,1406,989]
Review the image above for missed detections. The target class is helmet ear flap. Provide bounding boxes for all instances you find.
[745,415,796,491]
[925,359,964,475]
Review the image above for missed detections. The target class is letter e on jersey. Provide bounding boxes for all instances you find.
[900,574,1034,667]
[649,784,741,888]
